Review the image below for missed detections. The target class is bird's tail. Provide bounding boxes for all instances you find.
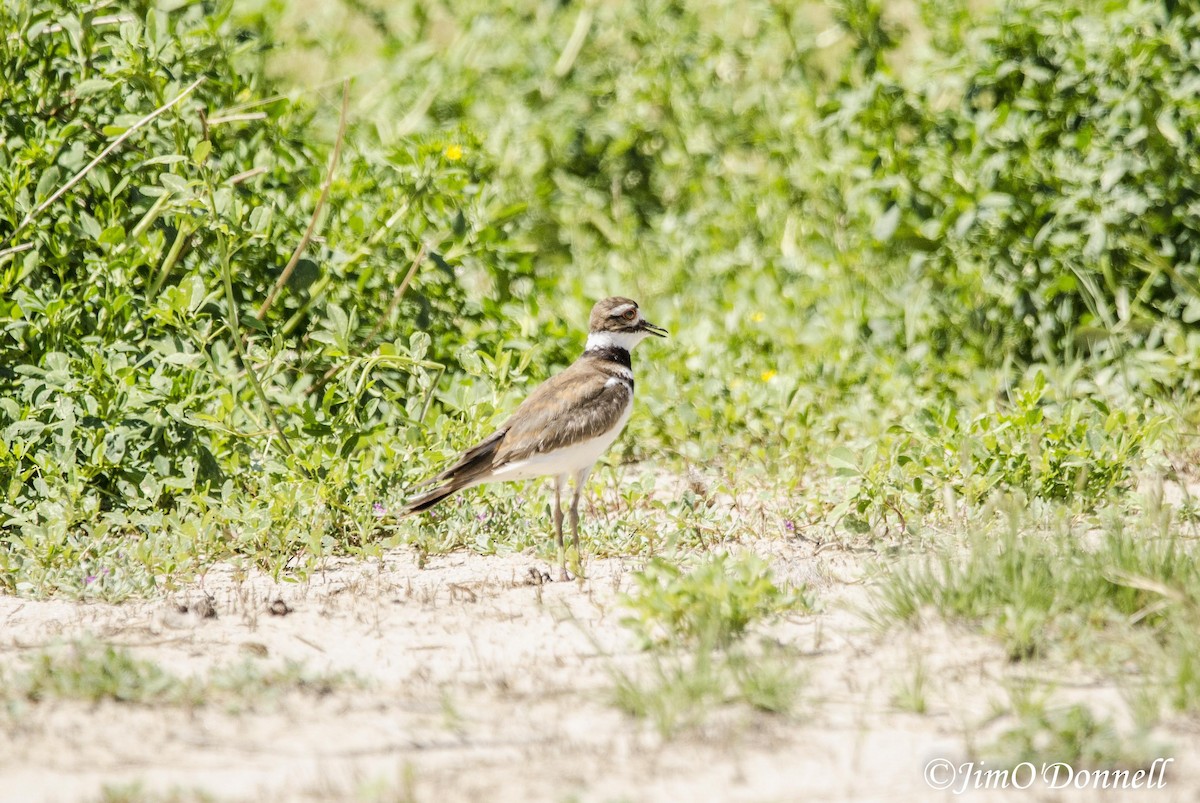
[403,429,506,516]
[402,482,464,516]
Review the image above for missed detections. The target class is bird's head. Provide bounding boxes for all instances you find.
[585,297,667,351]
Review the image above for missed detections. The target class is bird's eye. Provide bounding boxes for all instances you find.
[622,309,637,321]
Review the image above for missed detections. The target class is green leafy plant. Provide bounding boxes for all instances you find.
[620,553,808,649]
[824,0,1200,377]
[0,0,535,596]
[612,553,808,735]
[983,686,1162,771]
[828,371,1163,534]
[10,640,356,710]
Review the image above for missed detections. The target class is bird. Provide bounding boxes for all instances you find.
[403,296,667,580]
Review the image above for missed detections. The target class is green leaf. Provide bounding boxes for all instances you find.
[410,331,431,361]
[99,225,125,246]
[828,447,859,473]
[160,173,190,194]
[192,140,212,164]
[35,166,61,202]
[142,155,189,167]
[75,78,113,97]
[1156,111,1182,147]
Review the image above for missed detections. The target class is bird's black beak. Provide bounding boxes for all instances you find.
[640,320,668,338]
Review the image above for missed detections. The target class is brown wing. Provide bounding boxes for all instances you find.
[404,360,631,515]
[492,361,632,466]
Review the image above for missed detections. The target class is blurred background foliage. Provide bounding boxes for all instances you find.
[0,0,1196,596]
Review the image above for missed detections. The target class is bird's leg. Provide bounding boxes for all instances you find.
[569,467,592,580]
[553,474,568,581]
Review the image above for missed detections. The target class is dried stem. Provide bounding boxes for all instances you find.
[307,242,428,397]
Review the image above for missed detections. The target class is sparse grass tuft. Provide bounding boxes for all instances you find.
[611,641,805,737]
[21,643,183,705]
[981,686,1164,771]
[891,655,930,715]
[95,785,216,803]
[8,641,358,711]
[620,552,810,649]
[872,497,1200,664]
[611,554,807,736]
[872,493,1200,756]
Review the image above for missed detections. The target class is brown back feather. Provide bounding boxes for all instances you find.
[493,358,632,465]
[404,350,633,515]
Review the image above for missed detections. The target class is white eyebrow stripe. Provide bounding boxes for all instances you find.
[610,303,637,317]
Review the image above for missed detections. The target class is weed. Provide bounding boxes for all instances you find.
[612,554,807,735]
[20,642,183,705]
[619,553,809,649]
[892,656,930,715]
[8,641,357,711]
[982,686,1163,770]
[871,493,1200,750]
[611,649,728,737]
[95,786,215,803]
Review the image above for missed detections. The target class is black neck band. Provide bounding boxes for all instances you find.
[584,345,632,369]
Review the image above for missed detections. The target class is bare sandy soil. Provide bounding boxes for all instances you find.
[0,537,1196,802]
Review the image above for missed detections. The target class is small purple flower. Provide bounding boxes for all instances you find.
[784,519,796,534]
[85,568,110,585]
[373,502,386,518]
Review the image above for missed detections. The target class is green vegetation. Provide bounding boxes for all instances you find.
[4,0,1200,772]
[20,642,181,705]
[7,640,355,710]
[984,687,1162,770]
[874,494,1200,711]
[612,553,806,735]
[95,786,216,803]
[3,0,1196,584]
[619,552,809,648]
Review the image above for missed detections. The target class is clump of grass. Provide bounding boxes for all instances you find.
[872,497,1200,663]
[891,655,930,715]
[95,785,215,803]
[612,650,727,736]
[20,643,183,705]
[9,641,358,711]
[611,553,808,736]
[619,552,810,649]
[980,686,1164,771]
[612,642,805,738]
[871,494,1200,750]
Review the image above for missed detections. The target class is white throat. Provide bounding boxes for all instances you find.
[586,330,648,352]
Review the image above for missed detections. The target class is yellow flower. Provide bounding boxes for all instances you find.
[750,312,765,323]
[761,369,777,382]
[443,144,463,161]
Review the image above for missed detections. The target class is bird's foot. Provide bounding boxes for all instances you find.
[525,566,551,586]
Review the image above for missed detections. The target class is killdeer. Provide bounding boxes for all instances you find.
[404,297,667,580]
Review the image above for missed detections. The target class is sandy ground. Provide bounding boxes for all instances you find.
[0,538,1196,803]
